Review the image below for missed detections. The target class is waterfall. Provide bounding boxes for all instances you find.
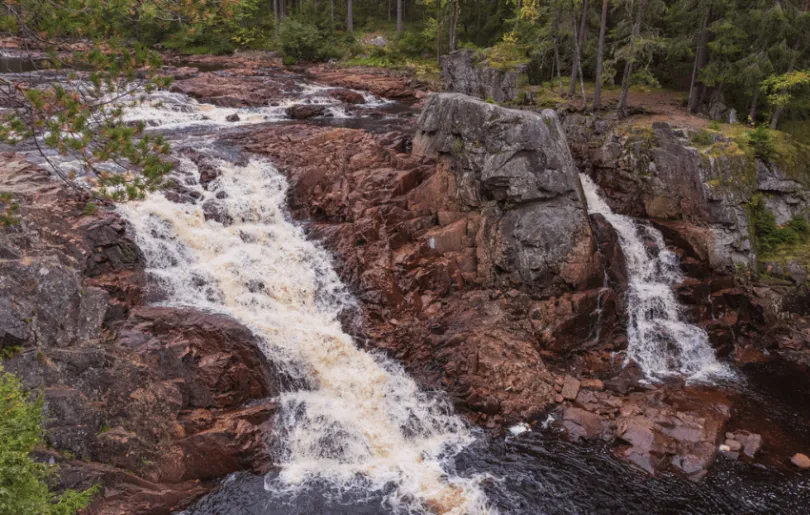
[118,153,495,515]
[579,174,731,382]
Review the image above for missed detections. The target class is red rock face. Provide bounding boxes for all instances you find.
[307,64,426,100]
[563,386,733,480]
[0,155,276,514]
[170,71,300,107]
[236,94,618,426]
[166,62,423,108]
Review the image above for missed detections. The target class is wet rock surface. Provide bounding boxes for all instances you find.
[286,104,326,120]
[560,385,732,480]
[307,64,426,100]
[166,60,423,108]
[170,69,300,107]
[0,154,277,514]
[237,94,621,427]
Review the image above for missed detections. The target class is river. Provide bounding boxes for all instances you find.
[2,57,809,514]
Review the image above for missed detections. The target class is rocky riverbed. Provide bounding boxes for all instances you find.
[2,51,810,514]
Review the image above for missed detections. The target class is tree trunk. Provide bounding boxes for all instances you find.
[515,0,522,32]
[592,0,608,110]
[397,0,403,32]
[571,16,587,106]
[617,0,645,116]
[436,15,441,63]
[347,0,353,31]
[749,86,760,124]
[553,4,564,93]
[687,5,711,113]
[274,0,279,39]
[770,0,809,128]
[569,0,590,97]
[448,1,460,52]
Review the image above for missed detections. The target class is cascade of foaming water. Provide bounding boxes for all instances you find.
[119,155,495,515]
[579,174,732,382]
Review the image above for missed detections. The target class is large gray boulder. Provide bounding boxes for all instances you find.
[441,49,526,103]
[563,116,758,270]
[413,93,600,294]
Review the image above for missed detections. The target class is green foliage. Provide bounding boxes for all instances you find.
[390,29,436,58]
[691,130,715,146]
[0,366,98,514]
[762,70,810,125]
[0,345,23,360]
[0,193,20,227]
[782,120,810,146]
[279,19,335,62]
[749,194,810,254]
[749,125,777,161]
[484,39,530,71]
[163,0,277,54]
[0,20,176,201]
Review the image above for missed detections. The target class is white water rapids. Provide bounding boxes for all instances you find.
[114,86,495,514]
[579,174,732,382]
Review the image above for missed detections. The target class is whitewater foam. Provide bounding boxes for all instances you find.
[119,155,495,514]
[579,174,732,382]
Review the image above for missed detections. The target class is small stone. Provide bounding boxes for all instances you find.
[554,394,564,404]
[555,376,565,386]
[743,433,762,458]
[554,384,563,393]
[561,375,581,401]
[0,242,20,259]
[725,432,735,440]
[724,439,742,452]
[286,104,326,120]
[791,453,810,469]
[580,379,604,391]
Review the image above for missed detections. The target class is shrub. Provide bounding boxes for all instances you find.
[749,125,777,161]
[390,30,434,58]
[691,129,714,146]
[0,366,97,514]
[788,216,810,237]
[279,19,329,61]
[0,192,19,227]
[749,194,810,253]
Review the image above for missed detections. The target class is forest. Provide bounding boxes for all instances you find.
[3,0,809,129]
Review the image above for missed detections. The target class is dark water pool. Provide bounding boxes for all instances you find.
[182,431,810,515]
[184,357,810,515]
